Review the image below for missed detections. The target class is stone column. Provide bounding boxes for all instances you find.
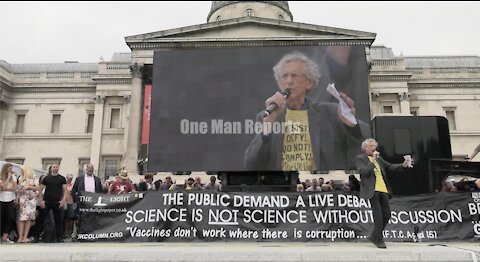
[90,95,105,172]
[125,63,143,174]
[0,88,7,160]
[0,111,5,160]
[398,92,411,114]
[370,92,380,116]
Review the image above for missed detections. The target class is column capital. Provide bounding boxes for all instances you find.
[367,61,373,72]
[398,92,411,101]
[370,92,380,101]
[0,88,5,103]
[0,89,4,105]
[92,95,105,104]
[130,63,142,78]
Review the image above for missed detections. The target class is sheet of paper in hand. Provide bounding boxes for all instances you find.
[326,83,357,125]
[403,155,414,167]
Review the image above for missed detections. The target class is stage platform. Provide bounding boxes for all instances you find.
[0,241,479,262]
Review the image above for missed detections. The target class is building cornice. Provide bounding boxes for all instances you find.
[10,86,96,93]
[409,82,480,89]
[105,63,131,70]
[450,131,480,136]
[371,59,401,66]
[369,72,412,81]
[128,38,374,50]
[0,81,11,91]
[102,130,125,135]
[92,76,132,85]
[0,75,12,89]
[93,79,132,84]
[4,134,93,140]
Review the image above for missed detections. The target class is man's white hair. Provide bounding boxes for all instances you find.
[361,138,377,151]
[273,51,321,87]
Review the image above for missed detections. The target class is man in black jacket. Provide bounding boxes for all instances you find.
[138,173,156,191]
[356,138,409,248]
[71,164,102,241]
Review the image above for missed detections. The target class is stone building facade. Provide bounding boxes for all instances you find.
[0,1,478,179]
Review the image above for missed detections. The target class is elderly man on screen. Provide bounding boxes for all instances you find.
[244,51,369,171]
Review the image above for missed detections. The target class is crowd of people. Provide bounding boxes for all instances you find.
[0,153,477,246]
[0,162,225,244]
[0,163,71,244]
[296,175,360,193]
[0,159,366,244]
[441,177,480,192]
[103,172,222,194]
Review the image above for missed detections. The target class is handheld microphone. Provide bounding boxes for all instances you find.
[263,89,291,117]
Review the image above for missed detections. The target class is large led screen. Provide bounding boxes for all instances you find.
[149,45,371,172]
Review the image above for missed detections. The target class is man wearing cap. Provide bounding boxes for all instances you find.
[109,170,135,194]
[159,176,173,190]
